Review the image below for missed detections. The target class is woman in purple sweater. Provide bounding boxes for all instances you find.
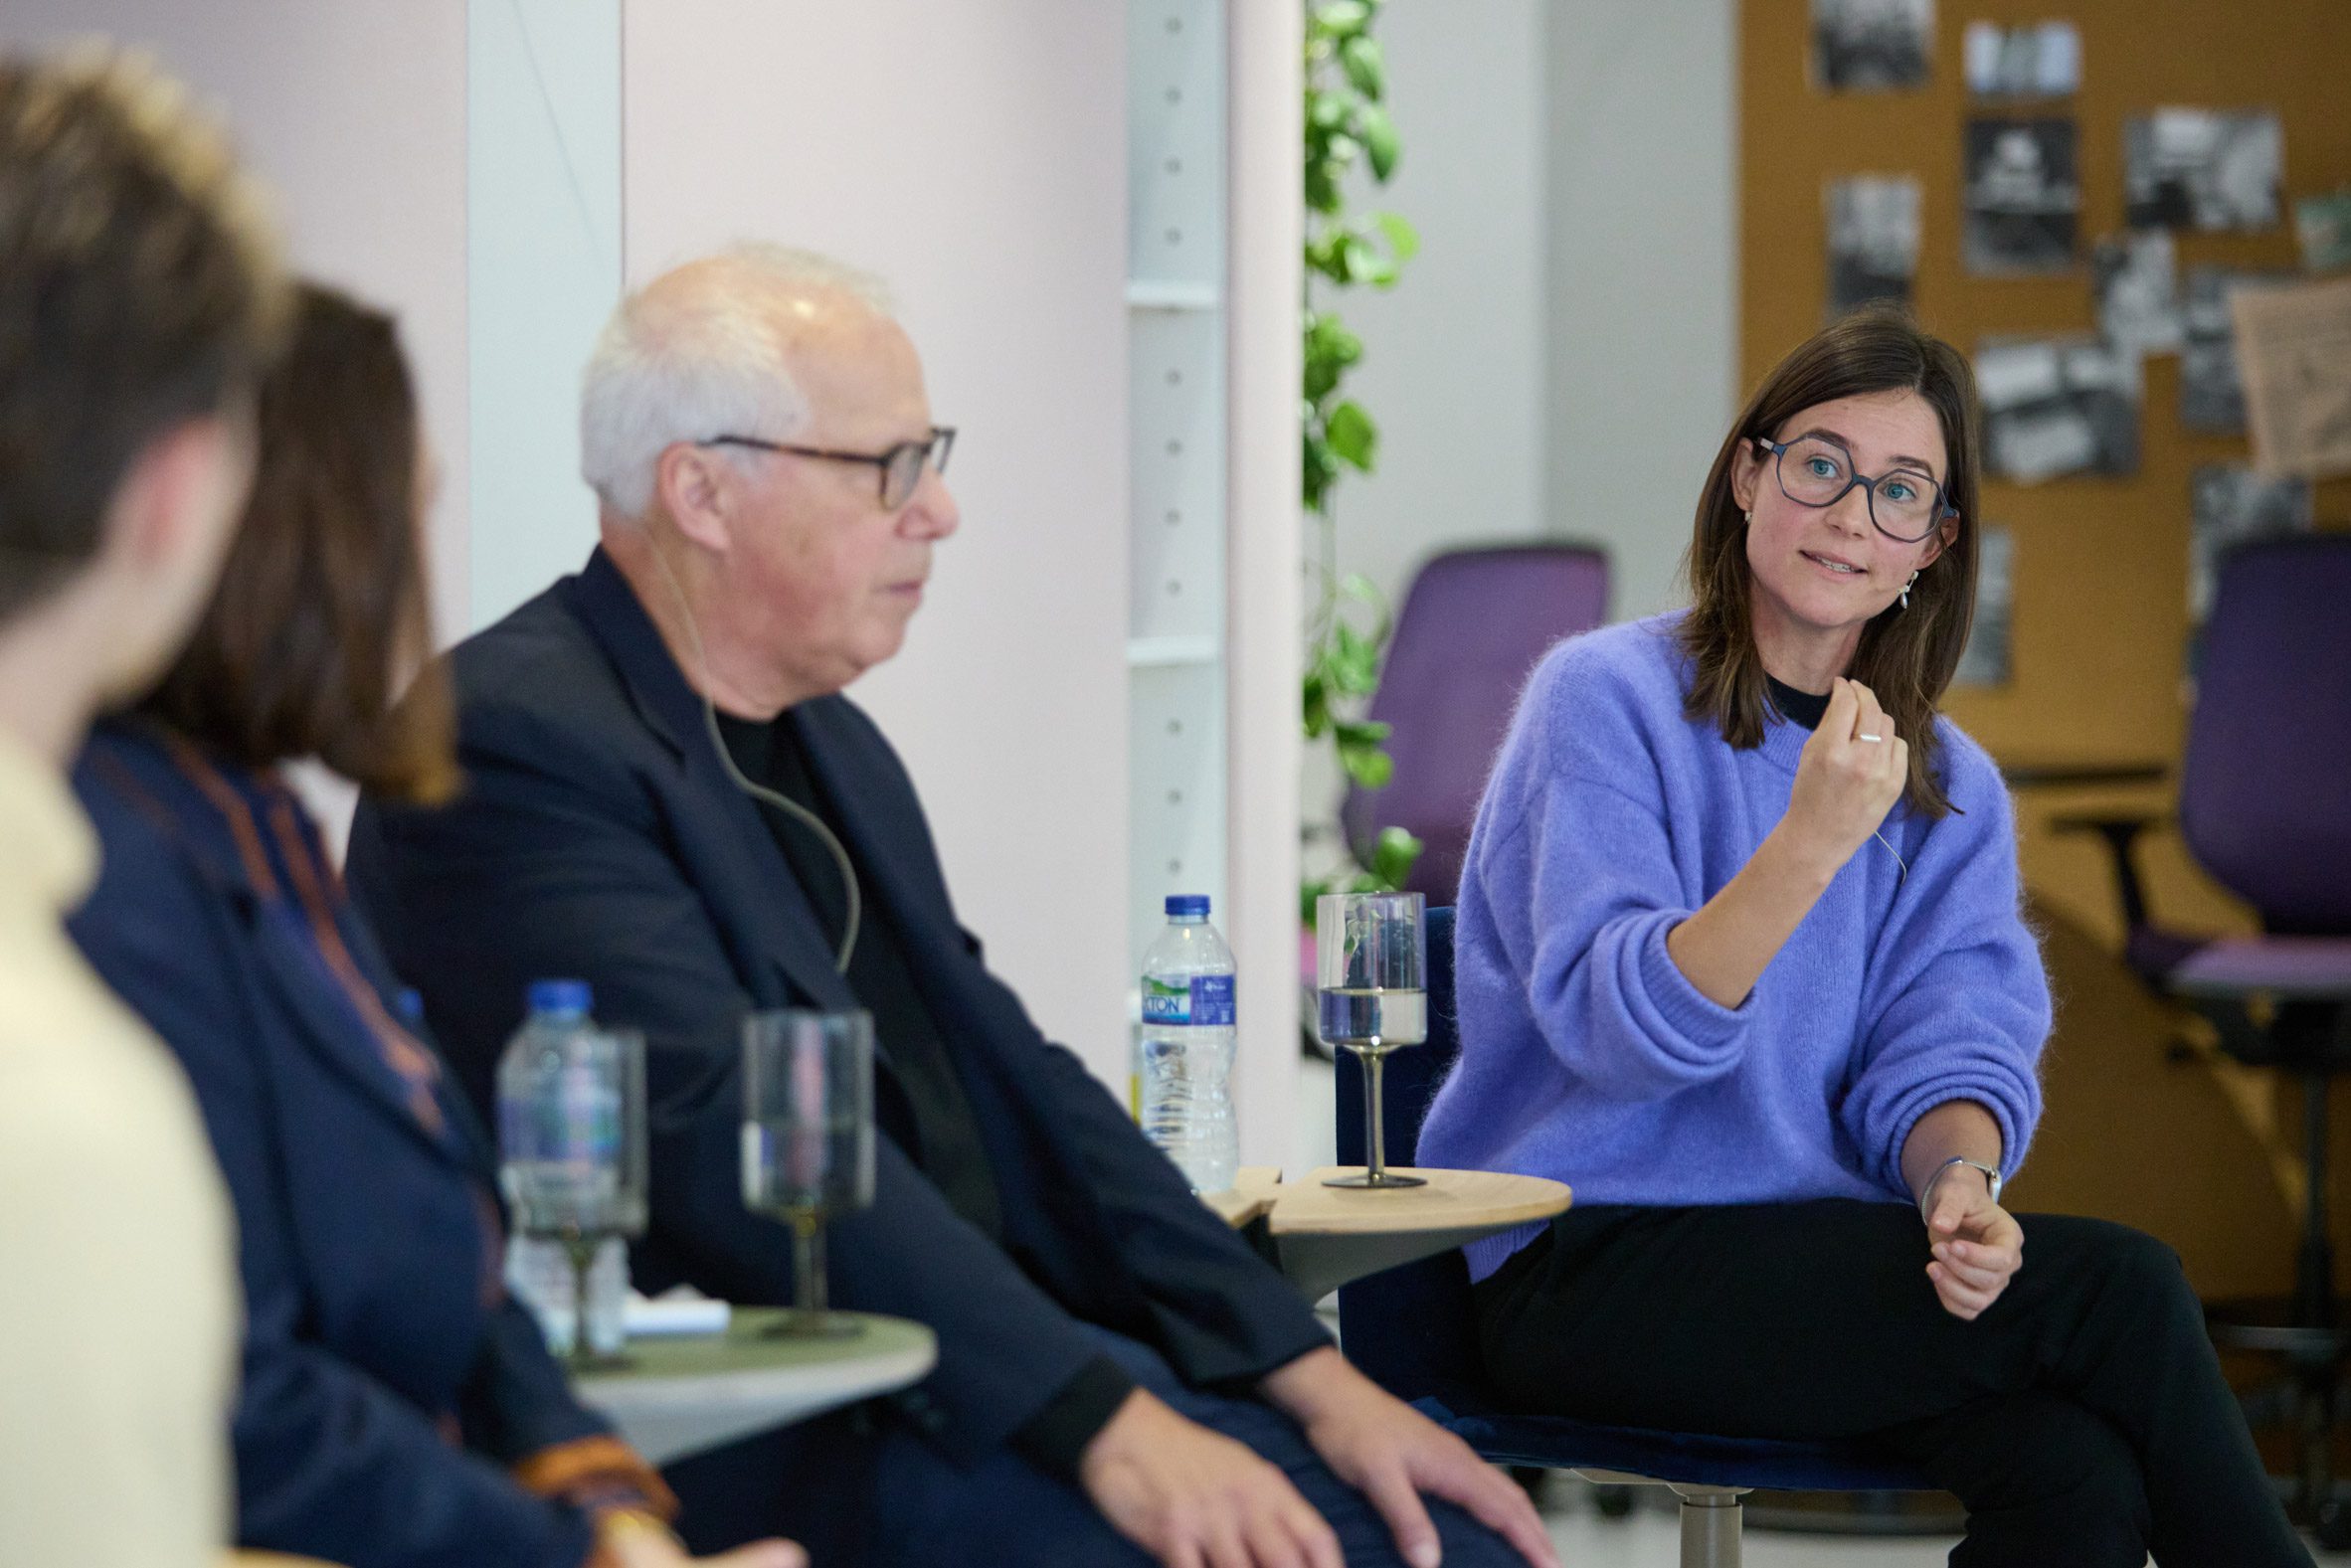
[1419,306,2304,1566]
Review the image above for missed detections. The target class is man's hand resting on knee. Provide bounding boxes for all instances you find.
[1079,1387,1345,1568]
[1261,1348,1559,1568]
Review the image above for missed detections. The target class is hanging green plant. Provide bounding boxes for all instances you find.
[1300,0,1421,921]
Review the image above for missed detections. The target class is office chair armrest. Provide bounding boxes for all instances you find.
[2047,810,2171,936]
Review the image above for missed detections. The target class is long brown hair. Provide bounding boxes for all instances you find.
[1680,304,1981,817]
[139,282,455,802]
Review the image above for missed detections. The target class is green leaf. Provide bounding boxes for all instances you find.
[1300,877,1333,930]
[1303,356,1340,405]
[1302,313,1362,404]
[1304,160,1341,215]
[1308,90,1350,131]
[1339,235,1375,283]
[1308,313,1363,367]
[1304,232,1352,284]
[1341,36,1385,98]
[1325,400,1377,471]
[1334,716,1393,749]
[1372,211,1420,263]
[1302,665,1332,737]
[1343,234,1398,286]
[1369,825,1424,888]
[1356,103,1400,181]
[1338,740,1394,789]
[1327,625,1373,695]
[1315,1,1371,41]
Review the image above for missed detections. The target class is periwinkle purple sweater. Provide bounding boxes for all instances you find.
[1419,613,2052,1281]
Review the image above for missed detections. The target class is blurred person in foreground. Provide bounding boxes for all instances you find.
[0,46,280,1568]
[68,281,804,1568]
[348,245,1557,1568]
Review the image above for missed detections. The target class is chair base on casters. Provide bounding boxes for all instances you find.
[1676,1487,1744,1568]
[1578,1472,1748,1568]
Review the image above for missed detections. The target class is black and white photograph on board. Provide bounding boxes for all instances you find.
[1975,335,2138,483]
[2190,464,2312,621]
[2124,108,2284,232]
[1812,0,1932,92]
[2092,233,2184,389]
[1825,175,1921,317]
[1962,117,2080,275]
[2296,191,2351,272]
[1952,526,2015,687]
[1962,20,2080,98]
[2180,266,2285,435]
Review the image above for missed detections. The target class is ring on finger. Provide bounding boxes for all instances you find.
[1856,732,1885,743]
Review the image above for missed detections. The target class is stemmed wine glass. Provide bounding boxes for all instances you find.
[742,1008,876,1338]
[500,1022,647,1369]
[1316,891,1429,1189]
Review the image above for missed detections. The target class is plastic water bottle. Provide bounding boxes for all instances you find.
[496,979,632,1358]
[1139,895,1238,1192]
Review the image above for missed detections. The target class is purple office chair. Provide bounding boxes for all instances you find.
[1341,545,1609,901]
[2055,532,2351,1540]
[1336,909,1935,1568]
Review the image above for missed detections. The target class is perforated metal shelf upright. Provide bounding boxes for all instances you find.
[1126,0,1231,975]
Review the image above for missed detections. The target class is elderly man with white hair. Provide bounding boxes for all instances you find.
[349,247,1556,1568]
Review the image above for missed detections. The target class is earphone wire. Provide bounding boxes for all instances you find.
[644,540,861,974]
[1873,827,1909,886]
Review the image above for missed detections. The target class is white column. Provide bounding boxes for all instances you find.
[1225,0,1305,1167]
[465,0,624,632]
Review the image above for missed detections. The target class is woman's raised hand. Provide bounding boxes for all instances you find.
[1778,678,1908,878]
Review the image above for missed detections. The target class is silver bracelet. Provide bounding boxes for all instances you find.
[1917,1155,2001,1220]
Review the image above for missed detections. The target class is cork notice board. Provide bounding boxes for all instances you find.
[1739,1,2351,1297]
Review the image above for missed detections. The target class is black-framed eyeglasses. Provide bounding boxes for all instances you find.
[702,426,956,511]
[1754,435,1955,544]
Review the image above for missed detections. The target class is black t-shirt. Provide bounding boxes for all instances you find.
[1766,674,1832,732]
[713,710,1004,1243]
[711,710,1131,1476]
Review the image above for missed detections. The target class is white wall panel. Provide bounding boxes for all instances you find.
[622,0,1132,1083]
[1,0,471,635]
[466,0,623,632]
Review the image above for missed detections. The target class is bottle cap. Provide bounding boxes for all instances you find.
[526,978,593,1016]
[1165,895,1210,918]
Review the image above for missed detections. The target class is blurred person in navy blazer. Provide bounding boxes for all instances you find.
[68,282,803,1568]
[345,247,1557,1568]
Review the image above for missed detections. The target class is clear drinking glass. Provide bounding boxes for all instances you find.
[1316,891,1429,1189]
[500,1025,647,1369]
[742,1008,876,1337]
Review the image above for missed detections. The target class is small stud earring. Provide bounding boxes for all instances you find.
[1742,510,1753,525]
[1900,570,1918,610]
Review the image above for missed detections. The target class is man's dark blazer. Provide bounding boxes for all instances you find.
[69,721,623,1568]
[347,547,1327,1470]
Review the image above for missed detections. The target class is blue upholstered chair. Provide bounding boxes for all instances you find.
[1335,907,1935,1568]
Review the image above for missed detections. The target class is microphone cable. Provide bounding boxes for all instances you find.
[644,539,861,974]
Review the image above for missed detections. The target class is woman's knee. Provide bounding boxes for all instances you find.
[1944,1393,2150,1530]
[2031,1216,2195,1307]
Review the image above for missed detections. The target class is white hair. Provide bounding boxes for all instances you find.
[579,243,895,519]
